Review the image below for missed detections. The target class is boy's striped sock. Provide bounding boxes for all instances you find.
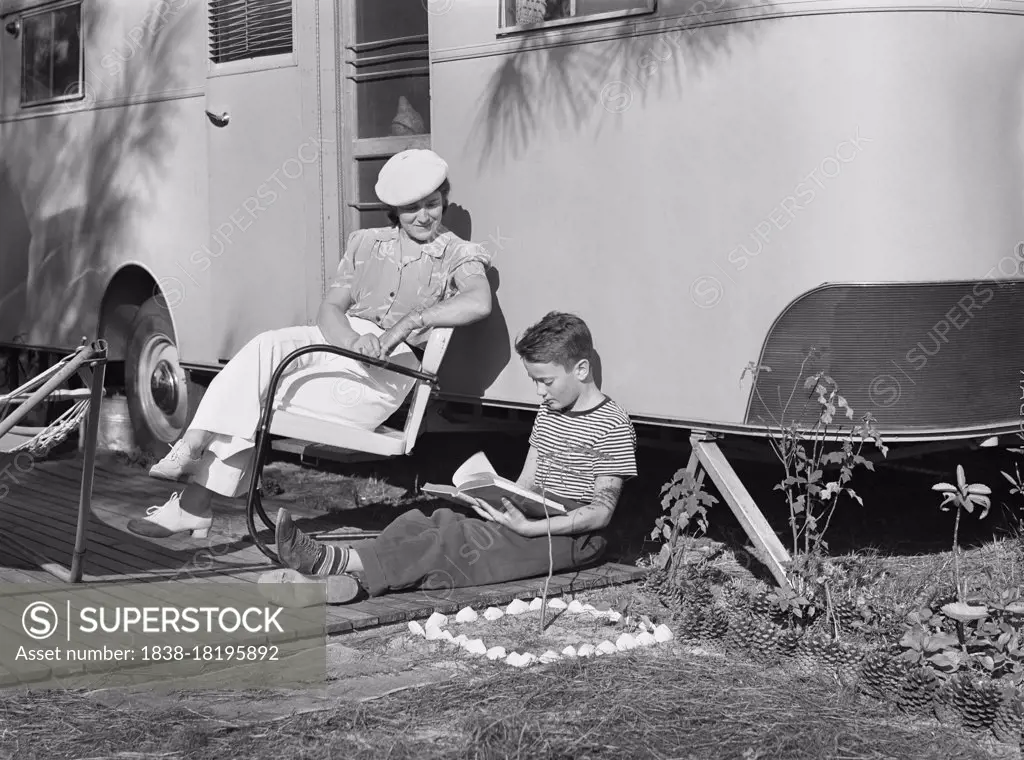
[275,508,350,576]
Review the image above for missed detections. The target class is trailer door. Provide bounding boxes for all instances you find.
[204,0,310,360]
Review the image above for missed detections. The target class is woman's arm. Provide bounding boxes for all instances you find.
[379,265,492,355]
[418,267,492,328]
[316,286,361,349]
[317,230,367,350]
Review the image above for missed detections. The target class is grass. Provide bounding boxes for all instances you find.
[2,537,1023,759]
[0,645,1011,760]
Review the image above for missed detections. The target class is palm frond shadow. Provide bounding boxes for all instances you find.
[0,2,196,343]
[471,2,775,170]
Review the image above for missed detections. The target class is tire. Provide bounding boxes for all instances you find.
[124,296,201,452]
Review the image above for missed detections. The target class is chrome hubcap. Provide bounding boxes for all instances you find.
[138,334,186,442]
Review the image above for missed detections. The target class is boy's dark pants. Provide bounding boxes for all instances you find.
[353,508,607,597]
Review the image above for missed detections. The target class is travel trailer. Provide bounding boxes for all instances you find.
[2,0,1023,454]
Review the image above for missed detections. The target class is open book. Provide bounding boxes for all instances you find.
[421,451,581,519]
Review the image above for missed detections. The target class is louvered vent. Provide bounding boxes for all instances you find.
[744,281,1024,435]
[209,0,293,64]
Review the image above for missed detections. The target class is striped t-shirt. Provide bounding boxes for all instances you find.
[527,396,638,505]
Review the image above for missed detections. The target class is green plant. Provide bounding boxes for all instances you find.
[652,468,719,570]
[739,351,887,637]
[762,582,818,629]
[898,593,1024,687]
[999,446,1024,534]
[899,607,964,674]
[743,353,887,561]
[932,465,992,603]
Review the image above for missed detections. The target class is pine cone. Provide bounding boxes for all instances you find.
[661,586,689,614]
[992,688,1024,746]
[789,636,830,678]
[645,569,690,617]
[643,566,671,594]
[818,640,867,684]
[933,673,974,726]
[688,581,715,610]
[817,640,865,669]
[859,651,905,701]
[749,594,775,619]
[749,593,793,626]
[801,611,833,638]
[777,629,803,656]
[831,599,864,629]
[719,584,749,612]
[672,604,710,639]
[727,613,782,661]
[688,608,729,640]
[897,666,941,714]
[962,678,1003,732]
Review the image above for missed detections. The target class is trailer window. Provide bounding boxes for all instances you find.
[342,0,432,232]
[209,0,293,64]
[499,0,656,31]
[19,1,82,108]
[348,0,430,140]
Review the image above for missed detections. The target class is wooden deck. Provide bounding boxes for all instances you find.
[0,453,648,637]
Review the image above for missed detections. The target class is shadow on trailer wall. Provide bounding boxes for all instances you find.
[0,1,194,350]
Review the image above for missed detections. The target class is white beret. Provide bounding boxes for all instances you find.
[375,149,449,207]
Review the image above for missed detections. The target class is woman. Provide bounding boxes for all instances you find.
[127,149,493,539]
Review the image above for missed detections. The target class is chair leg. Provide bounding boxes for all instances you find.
[242,341,441,566]
[245,433,280,564]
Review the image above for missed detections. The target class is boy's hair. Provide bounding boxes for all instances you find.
[515,311,594,369]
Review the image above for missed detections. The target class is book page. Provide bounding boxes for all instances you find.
[451,451,498,488]
[420,483,472,509]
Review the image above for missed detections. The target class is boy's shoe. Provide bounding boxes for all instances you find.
[126,492,213,538]
[258,568,362,607]
[148,439,204,481]
[275,508,352,574]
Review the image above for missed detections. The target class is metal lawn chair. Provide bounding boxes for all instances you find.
[244,328,453,564]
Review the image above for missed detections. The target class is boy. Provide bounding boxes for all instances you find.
[261,311,638,607]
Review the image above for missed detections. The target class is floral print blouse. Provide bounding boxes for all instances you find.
[329,225,492,348]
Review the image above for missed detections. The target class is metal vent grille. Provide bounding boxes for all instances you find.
[209,0,293,64]
[744,281,1024,435]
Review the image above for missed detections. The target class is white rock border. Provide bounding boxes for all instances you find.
[406,597,674,668]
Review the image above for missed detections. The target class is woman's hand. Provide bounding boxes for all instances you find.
[378,312,421,356]
[351,334,382,359]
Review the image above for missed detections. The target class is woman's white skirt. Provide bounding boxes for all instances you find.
[186,316,418,497]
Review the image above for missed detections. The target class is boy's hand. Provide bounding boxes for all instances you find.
[467,498,533,535]
[460,494,500,521]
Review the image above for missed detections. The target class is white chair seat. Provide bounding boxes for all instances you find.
[264,327,454,458]
[269,408,406,457]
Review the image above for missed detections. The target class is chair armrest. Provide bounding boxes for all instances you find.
[420,327,454,375]
[274,344,440,385]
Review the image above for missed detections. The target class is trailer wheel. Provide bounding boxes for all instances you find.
[125,296,196,451]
